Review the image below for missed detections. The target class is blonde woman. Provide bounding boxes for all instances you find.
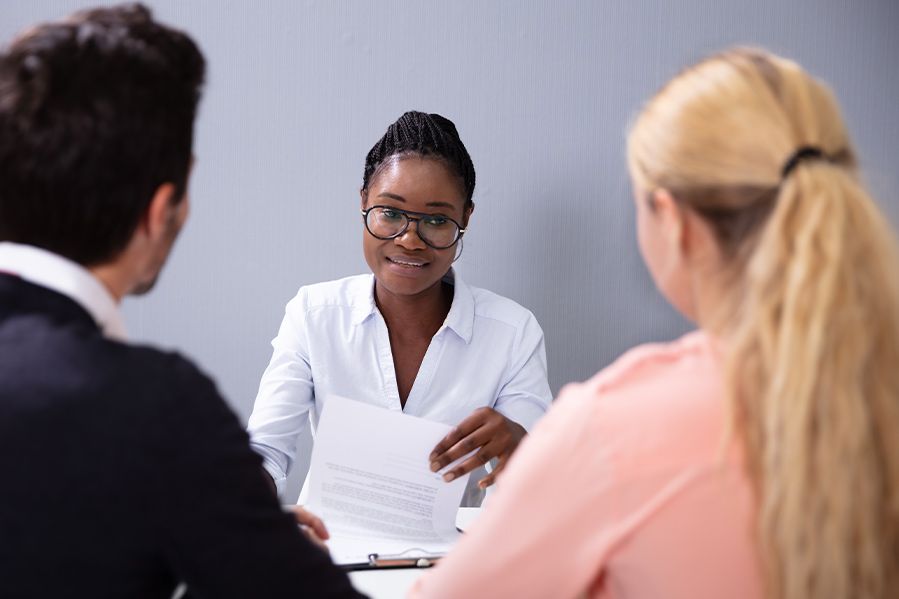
[410,48,899,599]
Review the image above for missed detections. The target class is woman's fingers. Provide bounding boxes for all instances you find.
[476,456,508,489]
[441,441,504,482]
[430,425,496,473]
[429,408,492,468]
[429,408,526,485]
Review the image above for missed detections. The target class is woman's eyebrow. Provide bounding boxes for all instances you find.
[426,201,456,210]
[376,192,406,202]
[377,193,457,212]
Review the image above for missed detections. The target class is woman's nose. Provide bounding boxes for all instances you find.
[394,219,427,250]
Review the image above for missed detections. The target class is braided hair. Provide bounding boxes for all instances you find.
[362,111,476,206]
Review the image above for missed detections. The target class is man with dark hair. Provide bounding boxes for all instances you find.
[0,5,363,597]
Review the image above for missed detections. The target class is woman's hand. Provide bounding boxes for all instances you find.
[428,407,526,489]
[290,505,330,553]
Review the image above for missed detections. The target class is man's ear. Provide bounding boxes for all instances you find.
[141,183,179,241]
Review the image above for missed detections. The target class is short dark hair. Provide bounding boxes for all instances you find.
[362,111,476,205]
[0,3,205,265]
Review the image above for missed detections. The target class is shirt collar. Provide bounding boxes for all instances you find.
[350,274,378,326]
[0,242,128,341]
[352,269,475,344]
[441,269,474,344]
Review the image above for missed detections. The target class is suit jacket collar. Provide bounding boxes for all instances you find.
[0,243,126,340]
[0,273,101,335]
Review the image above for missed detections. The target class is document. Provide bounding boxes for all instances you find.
[306,396,470,567]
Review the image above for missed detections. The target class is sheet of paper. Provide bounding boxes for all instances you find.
[306,395,470,565]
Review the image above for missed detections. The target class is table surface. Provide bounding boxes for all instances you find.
[348,507,481,599]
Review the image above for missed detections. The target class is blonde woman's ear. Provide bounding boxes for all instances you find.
[650,188,688,254]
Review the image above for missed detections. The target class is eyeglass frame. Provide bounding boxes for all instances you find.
[360,205,466,250]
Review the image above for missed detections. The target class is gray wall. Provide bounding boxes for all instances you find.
[3,0,898,498]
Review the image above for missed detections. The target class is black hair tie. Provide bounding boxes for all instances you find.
[781,146,826,179]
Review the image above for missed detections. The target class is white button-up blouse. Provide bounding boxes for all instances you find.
[247,270,553,496]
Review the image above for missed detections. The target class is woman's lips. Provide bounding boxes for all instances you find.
[386,255,429,268]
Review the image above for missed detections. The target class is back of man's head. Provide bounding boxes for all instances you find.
[0,3,205,266]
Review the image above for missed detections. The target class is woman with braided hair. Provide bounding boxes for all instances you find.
[411,49,899,599]
[247,111,552,511]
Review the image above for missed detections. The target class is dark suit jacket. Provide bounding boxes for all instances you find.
[0,274,364,598]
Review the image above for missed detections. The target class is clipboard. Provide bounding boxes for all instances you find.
[338,548,444,572]
[336,524,468,571]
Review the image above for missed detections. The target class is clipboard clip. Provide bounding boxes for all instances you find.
[367,548,441,568]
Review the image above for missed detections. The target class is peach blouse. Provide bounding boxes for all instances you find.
[410,331,763,599]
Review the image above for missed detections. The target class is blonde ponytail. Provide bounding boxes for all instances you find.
[734,162,899,598]
[628,48,899,599]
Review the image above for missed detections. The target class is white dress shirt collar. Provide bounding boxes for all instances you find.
[350,269,475,344]
[0,242,127,341]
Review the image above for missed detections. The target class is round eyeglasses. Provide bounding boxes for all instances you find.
[361,205,465,250]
